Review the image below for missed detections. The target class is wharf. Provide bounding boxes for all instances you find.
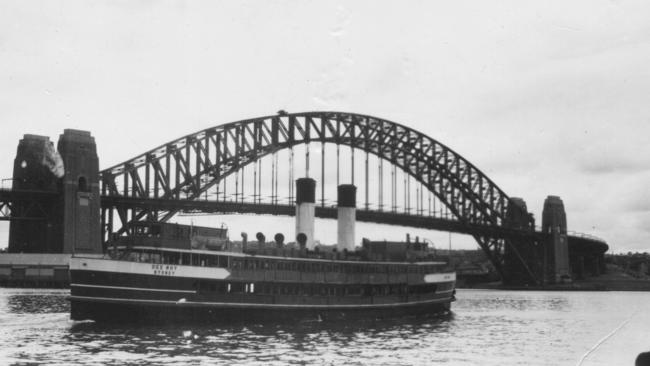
[0,254,70,288]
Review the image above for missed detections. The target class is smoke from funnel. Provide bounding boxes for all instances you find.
[42,141,65,178]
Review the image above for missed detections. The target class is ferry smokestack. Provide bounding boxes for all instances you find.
[295,178,316,250]
[337,184,356,251]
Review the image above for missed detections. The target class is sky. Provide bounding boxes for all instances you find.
[1,0,649,253]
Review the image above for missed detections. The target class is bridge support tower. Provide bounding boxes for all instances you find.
[57,129,102,254]
[8,135,60,253]
[503,197,539,285]
[541,196,571,283]
[8,130,102,255]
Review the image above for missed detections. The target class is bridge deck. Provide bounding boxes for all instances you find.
[100,195,607,251]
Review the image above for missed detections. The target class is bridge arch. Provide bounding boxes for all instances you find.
[100,111,525,279]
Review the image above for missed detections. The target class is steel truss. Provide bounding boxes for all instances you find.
[0,189,56,221]
[100,112,533,281]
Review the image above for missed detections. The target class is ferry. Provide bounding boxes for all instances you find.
[69,221,456,322]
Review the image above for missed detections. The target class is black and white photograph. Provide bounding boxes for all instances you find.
[1,1,649,365]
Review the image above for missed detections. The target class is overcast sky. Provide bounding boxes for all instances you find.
[1,1,649,253]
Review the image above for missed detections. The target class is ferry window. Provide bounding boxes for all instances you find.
[363,286,372,296]
[230,283,244,293]
[346,286,360,296]
[210,256,220,267]
[250,283,255,293]
[151,225,161,236]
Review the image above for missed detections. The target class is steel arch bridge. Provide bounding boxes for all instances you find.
[99,111,539,282]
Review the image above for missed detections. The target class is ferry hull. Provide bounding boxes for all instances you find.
[69,256,455,323]
[70,296,452,323]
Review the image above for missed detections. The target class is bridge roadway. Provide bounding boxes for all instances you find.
[0,188,608,254]
[100,194,608,251]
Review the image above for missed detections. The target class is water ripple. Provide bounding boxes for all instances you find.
[0,289,648,365]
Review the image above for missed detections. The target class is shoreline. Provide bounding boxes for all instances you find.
[458,278,650,291]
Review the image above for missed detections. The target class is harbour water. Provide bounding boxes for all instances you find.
[0,288,647,365]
